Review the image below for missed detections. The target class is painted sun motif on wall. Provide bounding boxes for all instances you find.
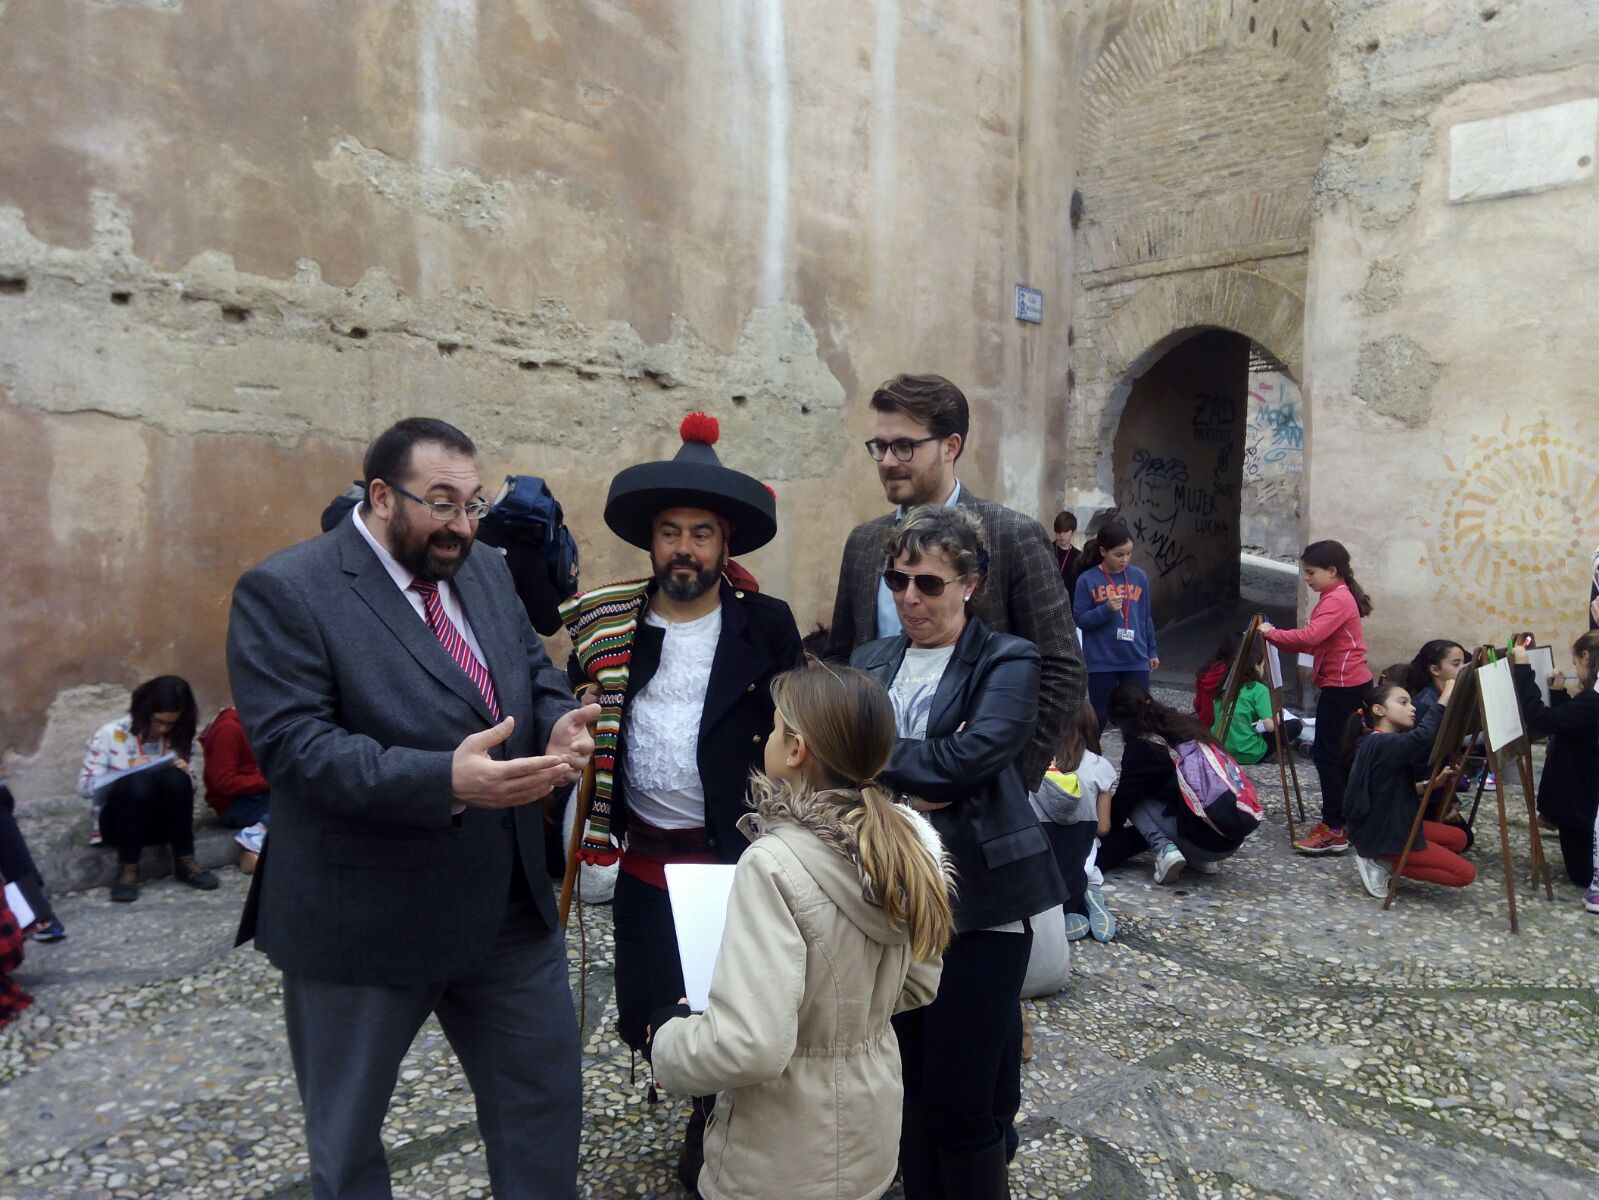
[1416,415,1599,627]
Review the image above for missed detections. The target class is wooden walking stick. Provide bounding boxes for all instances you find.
[558,760,597,930]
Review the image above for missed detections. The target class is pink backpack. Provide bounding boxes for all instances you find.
[1155,737,1263,840]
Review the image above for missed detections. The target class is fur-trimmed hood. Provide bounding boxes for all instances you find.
[736,786,954,946]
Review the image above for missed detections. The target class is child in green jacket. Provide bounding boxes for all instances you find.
[1211,650,1303,765]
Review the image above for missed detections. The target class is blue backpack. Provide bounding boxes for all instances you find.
[478,475,581,600]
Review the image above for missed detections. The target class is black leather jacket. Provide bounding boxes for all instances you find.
[852,617,1065,932]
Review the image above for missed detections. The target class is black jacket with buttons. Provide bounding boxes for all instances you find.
[584,579,803,864]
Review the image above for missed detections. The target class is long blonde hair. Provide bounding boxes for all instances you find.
[767,664,954,961]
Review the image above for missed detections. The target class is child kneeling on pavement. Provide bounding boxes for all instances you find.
[1344,677,1475,899]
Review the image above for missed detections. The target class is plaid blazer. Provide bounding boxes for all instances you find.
[825,489,1086,789]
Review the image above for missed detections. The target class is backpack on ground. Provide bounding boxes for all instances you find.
[478,475,581,601]
[1159,737,1263,841]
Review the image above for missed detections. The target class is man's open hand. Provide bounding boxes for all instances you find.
[452,717,578,809]
[546,703,601,770]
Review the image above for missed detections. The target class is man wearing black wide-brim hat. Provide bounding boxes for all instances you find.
[560,413,802,1194]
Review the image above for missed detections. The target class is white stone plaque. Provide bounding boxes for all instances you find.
[1448,98,1597,204]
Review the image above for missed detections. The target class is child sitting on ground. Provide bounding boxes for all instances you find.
[1512,634,1599,907]
[1343,679,1473,899]
[1194,633,1240,731]
[1030,701,1118,942]
[1211,646,1303,766]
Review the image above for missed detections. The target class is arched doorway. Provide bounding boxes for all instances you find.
[1104,328,1303,685]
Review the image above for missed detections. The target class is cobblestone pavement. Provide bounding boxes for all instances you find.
[2,688,1596,1199]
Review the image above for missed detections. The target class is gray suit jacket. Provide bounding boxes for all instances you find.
[227,516,576,986]
[825,488,1086,789]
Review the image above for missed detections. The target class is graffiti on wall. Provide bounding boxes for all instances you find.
[1192,393,1238,444]
[1243,377,1304,480]
[1121,448,1235,586]
[1415,414,1599,628]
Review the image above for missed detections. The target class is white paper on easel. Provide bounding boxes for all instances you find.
[1527,646,1556,709]
[1477,658,1524,753]
[664,863,738,1012]
[1265,643,1285,690]
[4,882,35,929]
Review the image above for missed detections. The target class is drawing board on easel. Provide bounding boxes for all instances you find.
[1215,614,1305,840]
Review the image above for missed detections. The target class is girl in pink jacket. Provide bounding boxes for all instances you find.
[1262,540,1374,855]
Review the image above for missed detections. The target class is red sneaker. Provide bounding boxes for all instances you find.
[1293,821,1350,855]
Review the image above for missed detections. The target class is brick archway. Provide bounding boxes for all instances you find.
[1091,268,1305,467]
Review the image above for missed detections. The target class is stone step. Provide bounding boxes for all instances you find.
[21,793,243,895]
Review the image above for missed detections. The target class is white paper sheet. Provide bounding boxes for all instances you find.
[664,862,738,1012]
[1266,643,1285,690]
[1477,658,1524,754]
[91,752,176,793]
[4,881,35,929]
[1297,652,1313,670]
[1526,646,1556,710]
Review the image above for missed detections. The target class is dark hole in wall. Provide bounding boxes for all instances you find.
[1271,27,1278,46]
[1300,18,1310,32]
[1069,190,1084,230]
[111,291,132,305]
[0,278,27,295]
[1363,38,1380,52]
[519,360,541,370]
[1067,326,1075,347]
[731,394,748,407]
[344,326,368,339]
[800,404,811,415]
[1481,6,1498,21]
[1248,16,1256,33]
[437,341,459,357]
[221,306,250,324]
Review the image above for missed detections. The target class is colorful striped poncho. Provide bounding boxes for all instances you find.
[559,577,652,864]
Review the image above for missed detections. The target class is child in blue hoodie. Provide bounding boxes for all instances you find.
[1073,519,1158,725]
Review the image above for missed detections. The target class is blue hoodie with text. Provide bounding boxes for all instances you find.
[1073,564,1157,672]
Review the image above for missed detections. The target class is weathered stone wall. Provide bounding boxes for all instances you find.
[1242,357,1304,563]
[0,0,1077,801]
[1110,330,1247,623]
[1304,0,1599,667]
[1063,0,1329,535]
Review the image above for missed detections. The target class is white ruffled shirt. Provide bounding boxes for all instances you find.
[624,605,722,830]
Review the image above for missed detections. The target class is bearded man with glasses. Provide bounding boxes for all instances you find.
[227,417,600,1199]
[825,374,1085,793]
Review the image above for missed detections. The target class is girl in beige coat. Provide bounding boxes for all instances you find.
[649,663,954,1200]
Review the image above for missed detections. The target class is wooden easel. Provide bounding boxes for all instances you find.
[1384,653,1553,932]
[1215,614,1306,843]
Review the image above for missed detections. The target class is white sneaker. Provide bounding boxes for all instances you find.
[1153,843,1186,884]
[1355,853,1393,899]
[235,822,267,855]
[1192,859,1221,875]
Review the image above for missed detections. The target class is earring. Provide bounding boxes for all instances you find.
[963,593,973,602]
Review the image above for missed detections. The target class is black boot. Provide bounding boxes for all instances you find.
[676,1094,710,1198]
[938,1139,1009,1200]
[897,1097,945,1200]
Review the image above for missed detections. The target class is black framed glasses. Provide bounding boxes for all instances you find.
[882,569,963,597]
[385,481,492,521]
[864,435,940,463]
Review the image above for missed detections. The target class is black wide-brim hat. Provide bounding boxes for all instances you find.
[604,413,778,556]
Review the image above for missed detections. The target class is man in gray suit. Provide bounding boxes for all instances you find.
[825,373,1086,793]
[228,418,599,1200]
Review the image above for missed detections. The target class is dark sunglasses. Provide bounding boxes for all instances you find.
[882,569,964,597]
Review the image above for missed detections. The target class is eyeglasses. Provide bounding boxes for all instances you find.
[864,436,940,463]
[385,481,492,522]
[883,569,964,597]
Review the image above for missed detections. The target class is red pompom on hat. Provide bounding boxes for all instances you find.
[680,412,720,446]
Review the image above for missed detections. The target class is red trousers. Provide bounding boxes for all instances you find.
[1381,821,1475,887]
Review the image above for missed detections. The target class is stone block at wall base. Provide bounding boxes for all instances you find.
[23,793,241,895]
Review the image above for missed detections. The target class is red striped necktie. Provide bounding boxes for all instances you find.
[410,579,501,721]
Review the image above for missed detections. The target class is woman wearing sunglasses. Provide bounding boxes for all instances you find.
[851,505,1063,1200]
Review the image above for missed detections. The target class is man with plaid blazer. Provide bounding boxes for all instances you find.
[825,374,1086,790]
